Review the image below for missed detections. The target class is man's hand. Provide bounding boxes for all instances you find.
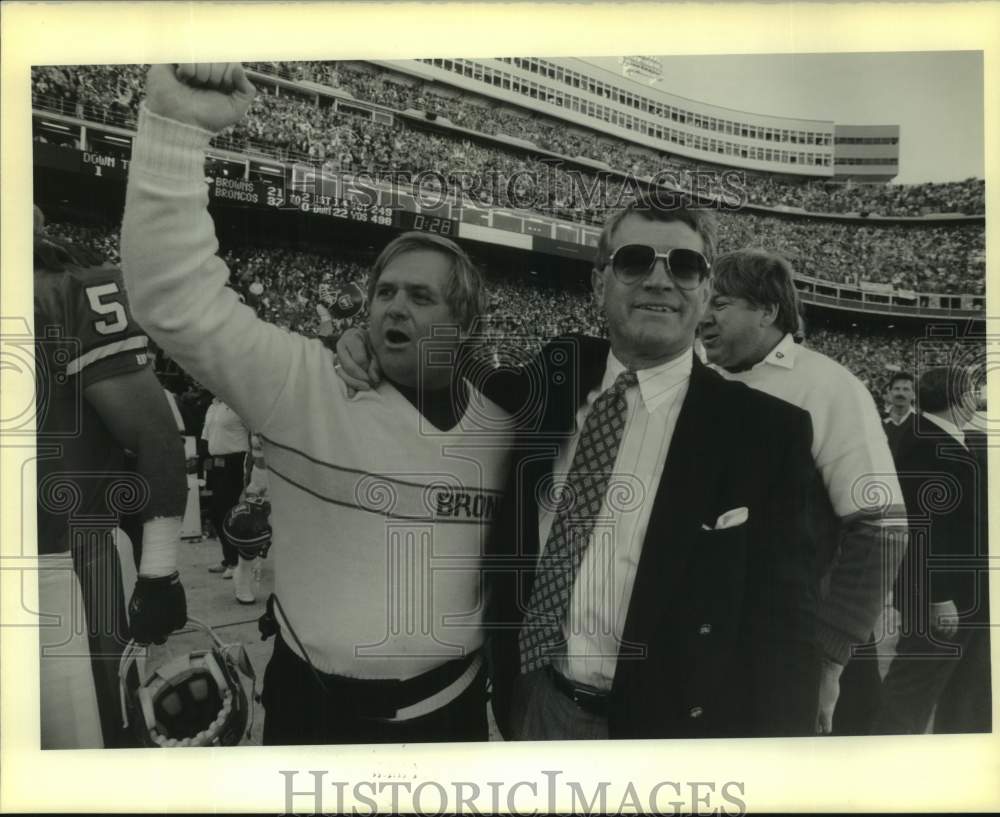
[815,658,844,734]
[334,327,381,391]
[930,599,959,639]
[145,63,256,133]
[316,303,334,338]
[128,572,187,645]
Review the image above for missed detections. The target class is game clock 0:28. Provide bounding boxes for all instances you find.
[398,211,458,236]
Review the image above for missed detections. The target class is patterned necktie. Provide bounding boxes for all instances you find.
[518,369,638,673]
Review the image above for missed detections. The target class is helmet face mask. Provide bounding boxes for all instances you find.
[120,618,255,748]
[223,498,273,559]
[330,281,366,319]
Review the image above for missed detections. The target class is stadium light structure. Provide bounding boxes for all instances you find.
[619,56,663,85]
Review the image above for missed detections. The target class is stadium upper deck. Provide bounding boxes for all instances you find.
[31,62,984,217]
[388,57,900,181]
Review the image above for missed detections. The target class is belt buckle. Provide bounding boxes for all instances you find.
[571,685,603,706]
[551,667,606,711]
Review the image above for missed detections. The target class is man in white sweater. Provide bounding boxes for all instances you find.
[698,249,907,735]
[121,63,514,744]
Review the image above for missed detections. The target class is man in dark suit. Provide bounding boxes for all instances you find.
[335,197,822,740]
[487,198,821,740]
[875,366,991,734]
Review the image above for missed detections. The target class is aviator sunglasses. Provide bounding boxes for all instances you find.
[608,244,711,290]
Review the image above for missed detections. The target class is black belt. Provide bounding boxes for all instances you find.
[546,664,610,717]
[275,634,479,719]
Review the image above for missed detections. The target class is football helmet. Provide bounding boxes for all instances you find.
[118,617,255,748]
[223,497,273,558]
[328,281,365,319]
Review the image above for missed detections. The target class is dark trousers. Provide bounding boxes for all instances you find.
[207,452,245,567]
[831,641,883,736]
[509,668,609,740]
[71,531,138,748]
[874,626,991,734]
[261,635,488,744]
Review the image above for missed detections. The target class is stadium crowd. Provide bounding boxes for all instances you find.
[727,214,986,295]
[224,245,370,333]
[32,64,146,125]
[33,60,986,399]
[245,60,985,217]
[33,63,985,219]
[34,68,986,295]
[43,219,969,406]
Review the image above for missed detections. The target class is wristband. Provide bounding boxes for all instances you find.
[820,657,845,678]
[138,516,182,578]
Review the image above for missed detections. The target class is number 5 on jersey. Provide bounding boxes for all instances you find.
[86,282,128,335]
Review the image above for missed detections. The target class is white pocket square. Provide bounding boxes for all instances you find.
[701,506,749,531]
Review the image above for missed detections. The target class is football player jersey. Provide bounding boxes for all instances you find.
[34,249,151,555]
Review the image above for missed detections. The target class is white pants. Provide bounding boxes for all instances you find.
[38,529,137,750]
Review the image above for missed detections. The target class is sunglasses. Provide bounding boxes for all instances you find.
[608,244,711,290]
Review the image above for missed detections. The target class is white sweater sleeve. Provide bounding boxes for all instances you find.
[121,103,308,434]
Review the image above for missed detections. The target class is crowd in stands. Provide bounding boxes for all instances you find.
[43,219,980,407]
[33,63,985,219]
[224,245,370,334]
[247,60,985,217]
[247,61,342,88]
[748,176,985,219]
[42,221,123,265]
[726,214,986,295]
[32,64,146,126]
[34,66,987,294]
[482,280,977,404]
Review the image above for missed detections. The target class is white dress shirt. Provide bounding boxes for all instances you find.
[538,347,693,689]
[201,399,250,456]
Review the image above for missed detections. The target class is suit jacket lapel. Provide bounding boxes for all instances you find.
[615,358,728,667]
[515,336,610,566]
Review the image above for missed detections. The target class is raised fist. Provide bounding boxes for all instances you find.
[144,63,256,134]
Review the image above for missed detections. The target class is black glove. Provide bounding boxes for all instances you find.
[128,572,188,645]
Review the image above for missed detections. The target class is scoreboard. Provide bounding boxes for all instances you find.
[211,177,283,207]
[33,141,598,261]
[397,211,458,236]
[35,141,132,179]
[211,178,463,236]
[287,190,394,226]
